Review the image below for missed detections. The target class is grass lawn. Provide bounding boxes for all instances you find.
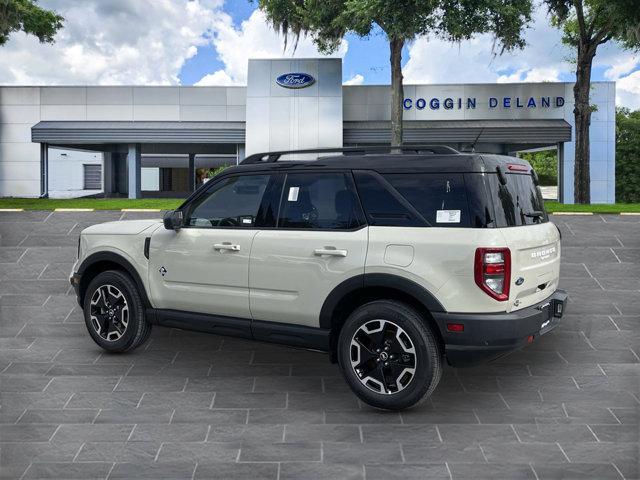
[544,202,640,213]
[0,198,183,211]
[1,197,639,214]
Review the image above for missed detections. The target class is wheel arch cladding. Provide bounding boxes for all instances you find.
[320,273,447,356]
[78,252,151,308]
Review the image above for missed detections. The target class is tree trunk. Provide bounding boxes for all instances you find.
[390,37,404,147]
[573,45,595,204]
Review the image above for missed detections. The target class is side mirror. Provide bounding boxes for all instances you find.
[163,210,183,231]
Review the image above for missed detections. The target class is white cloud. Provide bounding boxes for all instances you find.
[616,70,640,110]
[195,70,237,86]
[343,74,364,85]
[497,67,561,83]
[0,0,223,85]
[196,9,348,86]
[403,7,572,85]
[604,54,639,81]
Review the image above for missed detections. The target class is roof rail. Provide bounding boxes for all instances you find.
[241,145,460,164]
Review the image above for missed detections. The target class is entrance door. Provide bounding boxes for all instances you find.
[148,174,272,319]
[249,172,368,328]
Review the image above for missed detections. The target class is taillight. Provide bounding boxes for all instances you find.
[474,247,511,301]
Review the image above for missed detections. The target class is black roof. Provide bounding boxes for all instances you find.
[226,147,531,175]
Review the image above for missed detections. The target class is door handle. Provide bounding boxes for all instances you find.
[213,243,240,252]
[314,248,347,257]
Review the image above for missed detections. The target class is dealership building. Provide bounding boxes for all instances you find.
[0,58,616,203]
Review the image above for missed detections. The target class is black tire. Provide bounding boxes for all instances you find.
[337,300,442,411]
[83,270,151,353]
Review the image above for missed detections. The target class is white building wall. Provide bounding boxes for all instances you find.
[245,58,343,156]
[0,85,246,198]
[48,148,103,193]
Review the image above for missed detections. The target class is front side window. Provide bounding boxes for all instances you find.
[277,172,364,230]
[186,174,270,228]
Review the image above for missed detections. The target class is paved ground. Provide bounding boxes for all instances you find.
[0,211,638,480]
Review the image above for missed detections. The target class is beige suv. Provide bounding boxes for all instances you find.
[70,146,567,410]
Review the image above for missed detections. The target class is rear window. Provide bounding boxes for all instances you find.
[486,173,548,227]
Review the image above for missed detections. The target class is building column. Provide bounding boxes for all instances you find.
[40,143,49,198]
[127,143,141,199]
[236,144,245,165]
[188,153,196,192]
[557,142,565,204]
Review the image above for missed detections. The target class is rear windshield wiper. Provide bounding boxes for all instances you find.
[524,210,545,218]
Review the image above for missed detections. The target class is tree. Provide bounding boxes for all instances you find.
[0,0,64,46]
[258,0,532,146]
[615,107,640,203]
[544,0,640,204]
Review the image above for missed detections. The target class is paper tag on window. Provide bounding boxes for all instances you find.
[288,187,299,201]
[436,210,461,223]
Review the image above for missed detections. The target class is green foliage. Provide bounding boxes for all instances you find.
[207,164,232,178]
[0,0,64,45]
[258,0,532,53]
[616,108,640,203]
[545,0,640,51]
[519,150,558,186]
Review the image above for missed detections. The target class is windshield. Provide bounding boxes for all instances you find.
[486,173,548,227]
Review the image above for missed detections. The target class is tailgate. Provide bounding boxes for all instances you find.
[499,222,561,312]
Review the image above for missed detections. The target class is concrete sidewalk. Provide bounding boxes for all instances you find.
[0,211,638,479]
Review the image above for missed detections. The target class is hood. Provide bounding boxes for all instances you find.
[82,219,162,236]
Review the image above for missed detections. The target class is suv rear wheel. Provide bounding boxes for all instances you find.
[83,270,152,353]
[337,300,442,410]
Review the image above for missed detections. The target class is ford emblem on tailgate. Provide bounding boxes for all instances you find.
[276,73,315,89]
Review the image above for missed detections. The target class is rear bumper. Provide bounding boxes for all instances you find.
[432,290,568,367]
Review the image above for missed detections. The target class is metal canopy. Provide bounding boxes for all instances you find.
[344,119,572,145]
[32,121,246,144]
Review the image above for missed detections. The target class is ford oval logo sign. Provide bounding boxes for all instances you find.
[276,73,315,89]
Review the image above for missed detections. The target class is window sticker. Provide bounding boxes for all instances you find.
[436,210,461,223]
[288,186,299,202]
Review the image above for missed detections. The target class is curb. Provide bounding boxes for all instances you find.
[54,208,95,212]
[550,212,594,216]
[0,208,24,212]
[121,209,162,212]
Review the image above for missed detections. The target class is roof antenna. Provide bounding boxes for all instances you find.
[470,127,485,153]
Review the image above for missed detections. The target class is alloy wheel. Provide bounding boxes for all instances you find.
[89,284,129,342]
[350,319,417,394]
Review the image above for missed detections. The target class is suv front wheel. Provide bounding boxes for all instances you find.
[337,300,442,410]
[83,270,152,353]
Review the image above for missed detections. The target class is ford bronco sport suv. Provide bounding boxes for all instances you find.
[70,146,567,410]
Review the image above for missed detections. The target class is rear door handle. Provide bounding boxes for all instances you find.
[214,243,240,252]
[314,248,347,257]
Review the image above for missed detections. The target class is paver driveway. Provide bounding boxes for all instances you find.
[0,211,638,480]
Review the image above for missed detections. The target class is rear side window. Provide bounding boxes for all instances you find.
[383,173,471,228]
[277,172,364,230]
[486,173,548,227]
[353,171,423,227]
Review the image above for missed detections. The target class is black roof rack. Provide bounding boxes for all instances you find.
[241,145,460,165]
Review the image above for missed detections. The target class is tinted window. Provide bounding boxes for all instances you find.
[186,175,269,228]
[487,173,548,227]
[383,173,471,228]
[353,171,422,227]
[278,173,364,229]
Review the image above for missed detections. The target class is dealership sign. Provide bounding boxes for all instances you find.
[276,73,316,89]
[403,96,565,110]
